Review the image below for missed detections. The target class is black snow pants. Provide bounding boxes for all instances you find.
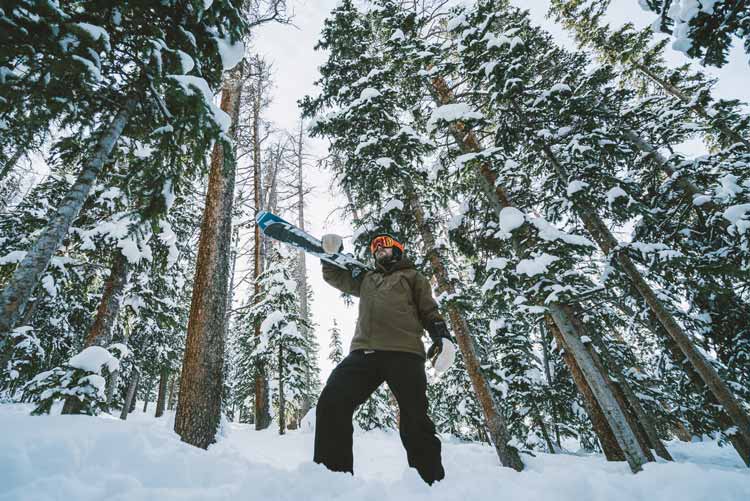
[313,349,445,485]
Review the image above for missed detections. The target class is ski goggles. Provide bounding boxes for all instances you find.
[370,235,404,254]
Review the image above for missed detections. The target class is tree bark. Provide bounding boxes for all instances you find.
[143,375,155,412]
[85,251,130,348]
[121,370,139,420]
[155,366,169,418]
[278,343,286,435]
[167,372,178,411]
[252,70,272,430]
[548,303,651,471]
[410,196,524,471]
[295,122,313,421]
[0,98,137,340]
[544,315,625,461]
[174,66,244,449]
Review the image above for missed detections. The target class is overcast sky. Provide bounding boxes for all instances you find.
[250,0,750,382]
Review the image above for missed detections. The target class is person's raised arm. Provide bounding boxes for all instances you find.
[320,234,363,297]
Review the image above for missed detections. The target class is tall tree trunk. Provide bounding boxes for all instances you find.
[410,196,524,471]
[174,65,244,449]
[84,250,130,348]
[143,375,155,412]
[544,316,626,461]
[252,69,272,430]
[155,366,169,417]
[62,250,130,415]
[429,75,650,472]
[295,122,313,420]
[278,343,286,435]
[539,142,750,465]
[548,303,652,471]
[121,370,140,420]
[540,325,562,448]
[0,98,137,340]
[587,320,673,461]
[167,372,178,411]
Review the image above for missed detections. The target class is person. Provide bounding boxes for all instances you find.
[313,232,452,485]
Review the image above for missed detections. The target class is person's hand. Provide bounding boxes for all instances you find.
[427,320,452,360]
[321,234,343,254]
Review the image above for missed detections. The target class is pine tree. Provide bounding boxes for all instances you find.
[328,319,344,365]
[302,0,524,470]
[447,0,749,464]
[639,0,750,67]
[248,248,312,434]
[175,59,246,449]
[0,0,246,342]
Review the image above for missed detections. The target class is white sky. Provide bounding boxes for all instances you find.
[250,0,750,383]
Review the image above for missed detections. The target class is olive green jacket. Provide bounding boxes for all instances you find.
[322,256,443,359]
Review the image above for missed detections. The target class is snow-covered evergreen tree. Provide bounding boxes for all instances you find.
[328,319,344,365]
[247,247,312,433]
[638,0,750,67]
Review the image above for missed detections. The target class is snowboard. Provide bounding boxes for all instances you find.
[255,211,371,278]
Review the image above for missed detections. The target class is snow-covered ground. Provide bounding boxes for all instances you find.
[1,403,748,501]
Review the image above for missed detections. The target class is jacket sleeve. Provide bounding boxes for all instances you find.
[322,261,363,297]
[413,271,444,330]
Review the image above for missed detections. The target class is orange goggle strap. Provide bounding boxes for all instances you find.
[370,235,404,254]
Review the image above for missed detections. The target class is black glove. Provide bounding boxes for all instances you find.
[426,320,452,360]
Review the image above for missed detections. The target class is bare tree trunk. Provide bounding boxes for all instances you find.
[252,68,272,430]
[155,366,169,417]
[544,316,625,461]
[121,370,140,420]
[167,372,178,411]
[278,343,286,435]
[174,66,244,449]
[0,98,137,340]
[295,122,313,420]
[548,304,651,471]
[540,326,562,448]
[143,375,155,413]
